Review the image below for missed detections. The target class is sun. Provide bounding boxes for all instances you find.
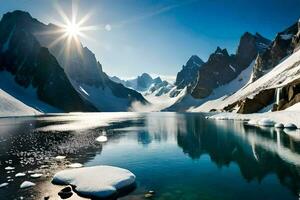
[64,22,81,37]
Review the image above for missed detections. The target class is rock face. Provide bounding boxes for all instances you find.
[191,32,270,99]
[273,79,300,111]
[0,11,96,112]
[175,55,204,89]
[236,89,275,114]
[251,21,300,81]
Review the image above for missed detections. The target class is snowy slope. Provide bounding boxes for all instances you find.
[190,49,300,112]
[0,89,40,117]
[0,72,61,113]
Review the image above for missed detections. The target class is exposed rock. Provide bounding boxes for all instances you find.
[175,55,204,89]
[237,89,275,114]
[58,186,73,199]
[251,22,300,82]
[191,32,270,99]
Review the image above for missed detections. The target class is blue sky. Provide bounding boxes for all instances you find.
[0,0,300,80]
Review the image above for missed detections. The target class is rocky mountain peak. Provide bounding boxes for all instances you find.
[186,55,204,67]
[251,21,300,82]
[175,55,204,89]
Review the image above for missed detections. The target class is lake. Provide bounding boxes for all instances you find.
[0,112,299,200]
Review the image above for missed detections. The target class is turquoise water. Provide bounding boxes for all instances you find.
[0,112,299,199]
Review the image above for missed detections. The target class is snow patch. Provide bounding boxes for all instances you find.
[52,166,136,198]
[20,181,36,189]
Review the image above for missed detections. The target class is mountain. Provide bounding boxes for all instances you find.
[191,19,300,113]
[166,32,271,111]
[251,22,300,82]
[175,55,204,89]
[0,11,96,112]
[111,73,164,92]
[0,10,147,112]
[191,32,271,99]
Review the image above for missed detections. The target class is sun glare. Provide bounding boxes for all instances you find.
[37,1,100,60]
[65,22,81,37]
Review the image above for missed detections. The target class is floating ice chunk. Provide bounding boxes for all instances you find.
[30,173,43,178]
[15,173,26,177]
[55,156,66,160]
[275,123,284,128]
[20,181,36,189]
[284,123,297,129]
[96,135,108,142]
[5,166,15,170]
[52,166,136,199]
[247,119,258,126]
[67,163,83,168]
[0,182,8,188]
[258,118,274,127]
[28,171,35,174]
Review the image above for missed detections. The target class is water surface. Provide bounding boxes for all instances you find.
[0,112,299,200]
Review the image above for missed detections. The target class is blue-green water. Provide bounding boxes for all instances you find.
[0,112,299,200]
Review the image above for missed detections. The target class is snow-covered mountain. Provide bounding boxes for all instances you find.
[0,10,147,112]
[111,73,164,92]
[0,11,97,112]
[191,19,300,113]
[175,55,204,89]
[166,32,271,111]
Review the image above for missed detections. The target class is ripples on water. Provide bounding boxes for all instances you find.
[0,112,299,200]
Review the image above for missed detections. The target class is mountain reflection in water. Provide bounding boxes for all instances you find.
[0,113,299,200]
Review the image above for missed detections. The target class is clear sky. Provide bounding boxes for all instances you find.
[1,0,300,80]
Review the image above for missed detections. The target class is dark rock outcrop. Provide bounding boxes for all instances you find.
[252,21,300,81]
[236,89,275,114]
[273,79,300,111]
[175,55,204,89]
[191,32,270,99]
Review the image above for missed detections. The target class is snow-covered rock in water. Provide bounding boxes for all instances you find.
[0,183,8,188]
[67,163,83,168]
[52,166,136,198]
[96,135,108,142]
[15,173,26,177]
[20,181,36,189]
[258,118,275,127]
[284,123,297,129]
[30,173,43,178]
[275,123,284,128]
[5,166,15,170]
[247,119,258,126]
[55,156,66,160]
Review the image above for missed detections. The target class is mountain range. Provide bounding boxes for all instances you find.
[1,10,300,115]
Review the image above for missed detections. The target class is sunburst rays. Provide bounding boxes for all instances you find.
[36,1,99,65]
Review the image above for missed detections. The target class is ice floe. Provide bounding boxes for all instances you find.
[0,183,8,188]
[15,173,26,177]
[96,135,108,142]
[30,173,43,178]
[67,163,83,168]
[52,165,136,198]
[20,181,36,189]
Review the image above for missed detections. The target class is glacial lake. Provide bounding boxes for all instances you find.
[0,112,299,200]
